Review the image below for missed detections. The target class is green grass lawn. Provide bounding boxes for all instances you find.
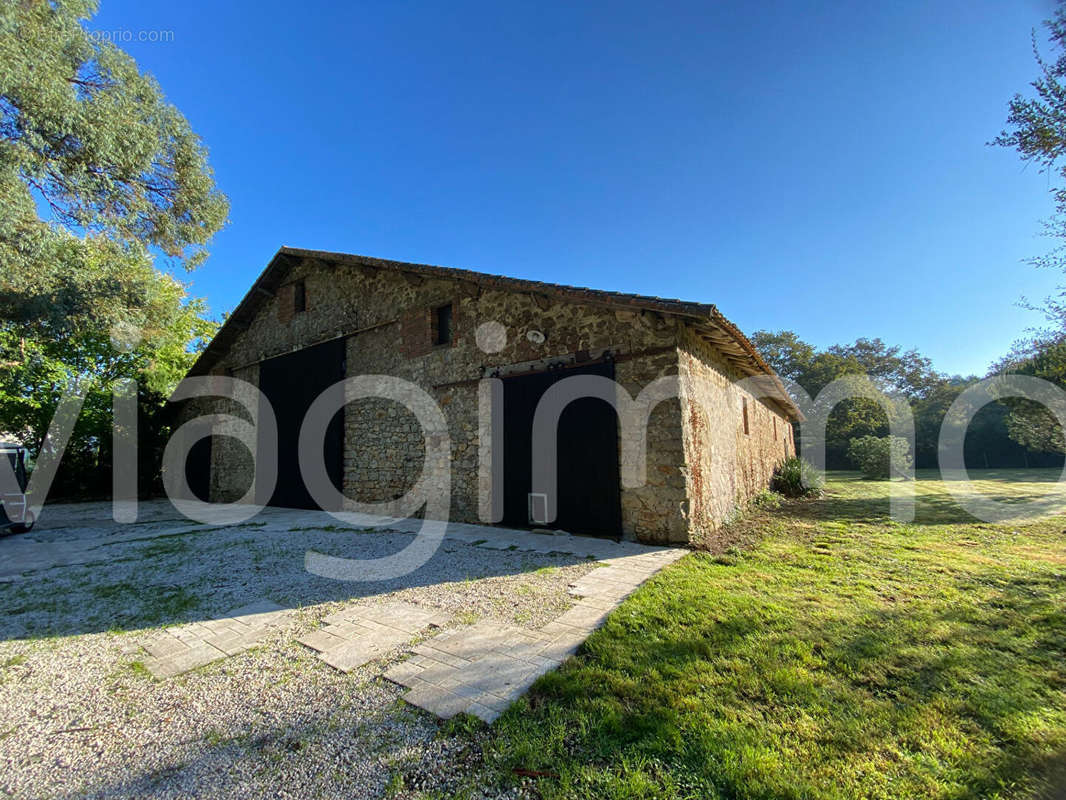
[469,470,1066,800]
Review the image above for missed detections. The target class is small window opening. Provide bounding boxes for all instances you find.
[742,397,750,435]
[773,417,777,437]
[434,303,453,345]
[293,280,306,313]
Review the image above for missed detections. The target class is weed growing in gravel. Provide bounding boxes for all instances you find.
[287,525,376,533]
[513,609,536,625]
[126,661,153,681]
[383,771,405,797]
[438,713,484,739]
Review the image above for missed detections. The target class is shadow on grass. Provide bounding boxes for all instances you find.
[790,491,1063,526]
[481,553,1066,800]
[787,470,1066,526]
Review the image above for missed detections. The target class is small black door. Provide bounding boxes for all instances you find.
[501,360,622,537]
[258,339,346,509]
[185,438,212,502]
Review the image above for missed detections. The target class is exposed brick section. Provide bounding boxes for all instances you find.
[400,307,431,358]
[276,283,294,324]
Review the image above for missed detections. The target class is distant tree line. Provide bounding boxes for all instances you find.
[751,331,1063,471]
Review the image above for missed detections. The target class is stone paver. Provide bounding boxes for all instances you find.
[384,621,559,723]
[10,499,687,717]
[141,599,290,678]
[385,546,687,723]
[297,599,451,673]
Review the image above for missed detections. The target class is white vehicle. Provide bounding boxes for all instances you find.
[0,442,34,534]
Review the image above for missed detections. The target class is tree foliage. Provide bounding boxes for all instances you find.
[753,331,1051,469]
[753,331,936,467]
[847,435,913,480]
[993,2,1066,272]
[0,0,228,274]
[992,339,1066,454]
[993,1,1066,454]
[0,1,226,496]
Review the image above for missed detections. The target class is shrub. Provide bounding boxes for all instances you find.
[771,456,824,498]
[751,489,783,510]
[847,435,912,479]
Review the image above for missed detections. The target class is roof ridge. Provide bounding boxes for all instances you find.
[183,246,801,420]
[278,246,717,317]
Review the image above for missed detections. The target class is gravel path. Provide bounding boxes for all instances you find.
[0,512,610,799]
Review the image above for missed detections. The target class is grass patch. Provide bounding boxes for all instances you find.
[287,524,375,533]
[90,581,200,626]
[477,470,1066,799]
[384,771,405,797]
[139,537,190,559]
[126,660,153,681]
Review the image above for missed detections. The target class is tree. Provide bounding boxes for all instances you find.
[0,1,227,495]
[994,1,1066,276]
[748,330,815,386]
[847,435,913,480]
[0,0,228,276]
[992,338,1066,454]
[752,331,938,467]
[752,331,1039,469]
[0,238,217,448]
[993,2,1066,454]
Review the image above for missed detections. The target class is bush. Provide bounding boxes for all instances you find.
[847,435,912,479]
[751,489,783,509]
[771,456,824,498]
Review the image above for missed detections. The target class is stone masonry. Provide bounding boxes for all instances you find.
[176,249,800,545]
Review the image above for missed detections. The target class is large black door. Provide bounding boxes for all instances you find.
[501,360,621,537]
[258,339,345,509]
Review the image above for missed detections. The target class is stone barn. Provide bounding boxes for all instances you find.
[177,247,800,546]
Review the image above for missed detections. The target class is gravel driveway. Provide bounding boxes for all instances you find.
[0,501,679,799]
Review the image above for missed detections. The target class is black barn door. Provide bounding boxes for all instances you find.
[185,438,212,502]
[501,360,621,537]
[258,339,345,509]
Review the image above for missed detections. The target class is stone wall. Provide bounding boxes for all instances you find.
[199,256,691,542]
[168,364,258,505]
[676,324,795,547]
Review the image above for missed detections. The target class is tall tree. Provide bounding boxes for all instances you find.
[0,0,227,492]
[994,0,1066,278]
[994,1,1066,453]
[0,0,227,276]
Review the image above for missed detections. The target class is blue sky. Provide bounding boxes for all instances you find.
[91,0,1063,377]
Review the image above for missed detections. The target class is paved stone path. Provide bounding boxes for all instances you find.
[142,599,290,679]
[296,599,451,672]
[14,500,688,720]
[384,547,687,722]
